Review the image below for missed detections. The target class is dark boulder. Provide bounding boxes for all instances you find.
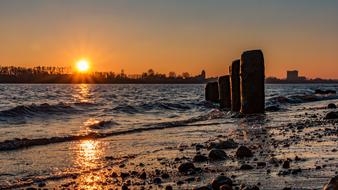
[328,103,337,109]
[211,175,233,190]
[193,154,208,162]
[139,172,147,180]
[220,184,233,190]
[178,162,195,173]
[323,175,338,190]
[282,160,290,169]
[324,112,338,120]
[161,173,169,179]
[208,139,238,150]
[121,184,129,190]
[236,146,253,158]
[153,177,162,184]
[315,89,336,95]
[240,164,254,170]
[208,149,228,161]
[193,186,212,190]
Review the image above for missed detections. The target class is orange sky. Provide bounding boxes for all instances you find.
[0,0,338,79]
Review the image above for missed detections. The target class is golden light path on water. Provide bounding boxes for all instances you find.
[73,84,108,189]
[75,140,105,189]
[73,83,91,103]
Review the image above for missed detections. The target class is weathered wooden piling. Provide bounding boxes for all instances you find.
[229,60,241,112]
[240,50,265,114]
[205,82,219,103]
[218,75,231,109]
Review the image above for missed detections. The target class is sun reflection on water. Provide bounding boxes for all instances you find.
[75,140,107,189]
[77,140,101,169]
[73,84,91,103]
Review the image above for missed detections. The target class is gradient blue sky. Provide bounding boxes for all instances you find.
[1,0,338,78]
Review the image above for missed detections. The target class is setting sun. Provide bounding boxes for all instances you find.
[76,59,90,73]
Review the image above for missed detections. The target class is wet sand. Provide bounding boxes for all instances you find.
[2,100,338,190]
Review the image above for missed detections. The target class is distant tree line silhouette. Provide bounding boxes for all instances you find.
[0,66,207,84]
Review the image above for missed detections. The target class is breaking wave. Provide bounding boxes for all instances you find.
[0,109,229,151]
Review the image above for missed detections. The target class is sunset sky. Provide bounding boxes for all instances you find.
[0,0,338,79]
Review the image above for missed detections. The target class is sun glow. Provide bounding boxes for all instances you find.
[76,59,90,73]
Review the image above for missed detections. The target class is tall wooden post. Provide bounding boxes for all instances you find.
[240,50,265,114]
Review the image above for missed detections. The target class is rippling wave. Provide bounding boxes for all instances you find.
[266,93,338,108]
[0,103,79,117]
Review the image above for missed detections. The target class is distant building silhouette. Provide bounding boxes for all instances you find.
[286,70,306,81]
[287,70,298,80]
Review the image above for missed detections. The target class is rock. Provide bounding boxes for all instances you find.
[241,185,260,190]
[315,89,336,95]
[240,50,265,114]
[208,149,228,161]
[328,103,337,109]
[218,75,231,109]
[265,105,280,112]
[37,182,46,187]
[282,160,290,169]
[193,154,208,162]
[220,184,233,190]
[230,59,241,112]
[178,162,195,173]
[208,139,238,149]
[120,172,129,179]
[240,164,254,170]
[236,146,253,158]
[26,187,37,190]
[211,175,233,190]
[121,184,129,190]
[323,175,338,190]
[193,186,212,190]
[196,144,204,151]
[165,185,173,190]
[161,173,169,179]
[153,177,162,184]
[139,172,147,180]
[205,82,219,103]
[257,162,267,168]
[324,112,338,120]
[177,181,184,185]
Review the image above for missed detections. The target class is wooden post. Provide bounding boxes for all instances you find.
[218,75,231,109]
[240,50,265,114]
[205,82,219,103]
[229,60,241,112]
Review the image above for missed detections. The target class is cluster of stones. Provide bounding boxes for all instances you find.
[205,49,265,114]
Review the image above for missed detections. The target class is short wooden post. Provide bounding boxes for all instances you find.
[230,60,241,112]
[218,75,231,109]
[205,82,219,103]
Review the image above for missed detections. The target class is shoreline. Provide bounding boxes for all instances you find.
[1,100,337,189]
